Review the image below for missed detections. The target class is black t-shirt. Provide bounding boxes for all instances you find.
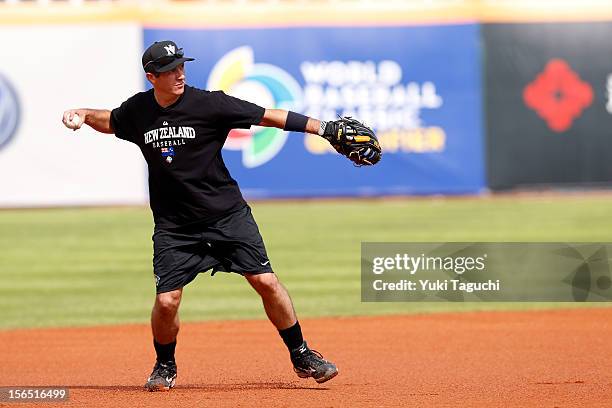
[110,85,265,229]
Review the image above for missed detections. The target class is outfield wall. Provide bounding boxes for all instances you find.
[147,25,483,198]
[0,24,147,207]
[1,2,611,206]
[484,22,612,190]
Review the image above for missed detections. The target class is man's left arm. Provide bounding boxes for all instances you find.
[258,108,381,166]
[259,109,321,135]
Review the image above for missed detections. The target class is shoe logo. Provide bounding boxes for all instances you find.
[166,375,176,383]
[260,260,270,266]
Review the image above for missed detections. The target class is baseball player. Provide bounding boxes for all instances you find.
[62,40,379,392]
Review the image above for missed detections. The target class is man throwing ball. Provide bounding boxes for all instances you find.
[62,40,380,391]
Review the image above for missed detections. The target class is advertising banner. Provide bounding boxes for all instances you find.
[0,24,147,207]
[144,25,484,198]
[484,22,612,190]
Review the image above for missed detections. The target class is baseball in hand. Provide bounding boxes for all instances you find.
[70,113,82,129]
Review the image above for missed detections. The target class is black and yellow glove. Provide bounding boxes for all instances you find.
[320,117,382,166]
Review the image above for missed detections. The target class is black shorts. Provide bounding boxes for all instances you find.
[152,205,273,293]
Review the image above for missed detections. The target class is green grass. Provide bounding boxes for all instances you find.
[1,195,612,329]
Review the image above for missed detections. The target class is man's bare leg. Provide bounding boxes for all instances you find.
[151,288,182,343]
[145,288,182,391]
[245,272,296,330]
[245,272,338,383]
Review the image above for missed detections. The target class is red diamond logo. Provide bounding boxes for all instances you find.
[523,59,593,132]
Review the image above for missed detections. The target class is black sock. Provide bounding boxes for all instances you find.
[279,321,304,352]
[154,340,176,363]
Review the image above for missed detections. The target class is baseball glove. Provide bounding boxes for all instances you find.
[321,117,382,166]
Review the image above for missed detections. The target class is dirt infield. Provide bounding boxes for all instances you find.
[2,308,612,407]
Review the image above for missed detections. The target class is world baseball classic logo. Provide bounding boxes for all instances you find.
[206,47,303,168]
[0,73,20,150]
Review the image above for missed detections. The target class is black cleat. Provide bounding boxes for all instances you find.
[291,341,338,384]
[144,360,177,392]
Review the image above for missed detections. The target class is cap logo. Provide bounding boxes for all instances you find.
[164,44,176,56]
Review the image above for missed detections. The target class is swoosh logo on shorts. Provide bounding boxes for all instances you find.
[261,260,270,266]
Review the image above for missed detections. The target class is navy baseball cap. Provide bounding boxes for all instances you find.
[142,40,194,74]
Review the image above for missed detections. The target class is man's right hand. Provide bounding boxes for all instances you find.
[62,109,87,131]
